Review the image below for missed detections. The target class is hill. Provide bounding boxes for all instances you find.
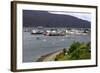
[23,10,91,28]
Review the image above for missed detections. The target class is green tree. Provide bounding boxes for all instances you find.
[63,48,67,55]
[68,42,80,54]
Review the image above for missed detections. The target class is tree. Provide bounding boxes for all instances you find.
[63,48,67,55]
[68,42,80,54]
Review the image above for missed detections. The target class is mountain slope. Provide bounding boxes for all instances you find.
[23,10,91,28]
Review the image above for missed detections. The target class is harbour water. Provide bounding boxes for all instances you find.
[23,32,90,62]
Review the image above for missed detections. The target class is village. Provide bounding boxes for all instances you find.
[24,26,91,36]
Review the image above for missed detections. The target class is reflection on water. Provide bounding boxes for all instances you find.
[23,32,90,62]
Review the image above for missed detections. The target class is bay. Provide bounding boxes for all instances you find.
[23,31,90,62]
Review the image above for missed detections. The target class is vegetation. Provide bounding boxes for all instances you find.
[55,41,91,61]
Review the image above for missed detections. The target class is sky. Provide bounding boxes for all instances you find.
[48,11,91,22]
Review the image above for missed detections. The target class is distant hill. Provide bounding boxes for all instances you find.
[23,10,91,28]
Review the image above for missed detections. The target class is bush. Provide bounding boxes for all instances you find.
[67,42,81,54]
[55,41,91,61]
[68,41,91,60]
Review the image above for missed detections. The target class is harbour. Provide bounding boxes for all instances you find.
[23,28,90,62]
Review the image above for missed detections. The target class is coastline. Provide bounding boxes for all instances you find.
[36,49,63,62]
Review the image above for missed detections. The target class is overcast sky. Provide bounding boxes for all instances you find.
[48,11,91,22]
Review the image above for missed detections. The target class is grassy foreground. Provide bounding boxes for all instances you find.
[55,41,91,61]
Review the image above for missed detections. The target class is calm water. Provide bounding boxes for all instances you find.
[23,32,90,62]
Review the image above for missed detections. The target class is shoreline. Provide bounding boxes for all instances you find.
[36,49,63,62]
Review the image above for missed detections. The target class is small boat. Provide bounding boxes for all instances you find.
[36,37,40,40]
[43,32,66,36]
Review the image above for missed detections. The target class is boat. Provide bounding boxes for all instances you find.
[31,30,43,35]
[43,32,66,36]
